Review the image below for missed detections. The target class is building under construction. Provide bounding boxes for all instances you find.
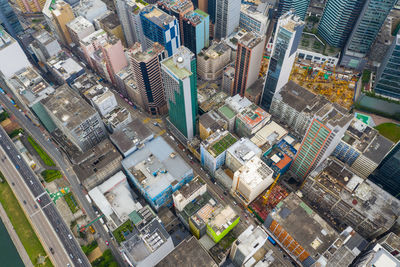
[289,60,359,110]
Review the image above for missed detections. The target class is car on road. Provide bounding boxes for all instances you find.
[78,258,82,264]
[223,191,228,196]
[34,204,38,209]
[29,180,33,185]
[69,253,74,259]
[6,146,10,150]
[49,247,54,254]
[17,155,21,159]
[68,234,72,239]
[23,200,26,204]
[105,241,109,246]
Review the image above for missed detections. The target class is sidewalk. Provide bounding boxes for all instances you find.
[0,203,33,267]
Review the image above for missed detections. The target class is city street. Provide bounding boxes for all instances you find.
[0,85,127,266]
[0,145,73,266]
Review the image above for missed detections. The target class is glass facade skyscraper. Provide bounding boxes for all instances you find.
[214,0,241,40]
[161,47,198,140]
[0,0,23,38]
[373,33,400,100]
[369,142,400,199]
[260,11,304,111]
[277,0,310,21]
[318,0,365,48]
[341,0,396,69]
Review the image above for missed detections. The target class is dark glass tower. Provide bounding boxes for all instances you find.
[373,33,400,100]
[317,0,365,48]
[277,0,310,21]
[0,0,23,38]
[369,142,400,199]
[341,0,396,69]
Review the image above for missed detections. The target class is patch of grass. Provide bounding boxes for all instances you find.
[64,192,79,213]
[81,240,98,255]
[9,128,24,138]
[92,249,118,267]
[112,220,134,244]
[40,169,62,183]
[0,176,53,267]
[375,123,400,143]
[0,110,9,122]
[27,136,55,167]
[362,69,371,86]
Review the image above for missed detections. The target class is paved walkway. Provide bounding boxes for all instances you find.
[0,203,33,267]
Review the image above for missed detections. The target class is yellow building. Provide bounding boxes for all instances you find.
[98,13,126,47]
[16,0,46,13]
[43,0,75,45]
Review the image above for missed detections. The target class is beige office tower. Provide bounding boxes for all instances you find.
[43,0,75,45]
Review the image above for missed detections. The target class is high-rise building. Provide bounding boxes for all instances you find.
[369,142,400,199]
[341,0,396,69]
[277,0,310,21]
[290,103,353,179]
[200,130,237,174]
[317,0,365,48]
[161,46,198,140]
[233,31,265,97]
[214,0,241,40]
[158,0,193,46]
[42,84,107,152]
[373,32,400,100]
[80,30,128,84]
[30,30,62,63]
[140,5,180,57]
[332,119,394,178]
[182,9,209,55]
[0,0,23,38]
[97,12,126,47]
[43,0,75,45]
[129,42,168,115]
[74,0,107,23]
[66,16,95,46]
[197,41,231,80]
[115,0,148,47]
[239,3,270,36]
[16,0,46,13]
[260,11,304,111]
[0,28,31,78]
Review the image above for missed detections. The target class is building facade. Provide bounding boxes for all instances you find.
[140,5,180,57]
[161,46,198,139]
[43,84,107,152]
[16,0,46,13]
[129,42,167,115]
[43,0,75,46]
[200,130,237,174]
[233,32,265,97]
[239,4,270,36]
[214,0,241,40]
[317,0,365,48]
[115,0,147,47]
[341,0,396,69]
[260,11,304,111]
[0,0,23,38]
[373,32,400,100]
[277,0,310,21]
[290,104,353,179]
[369,142,400,199]
[197,41,231,80]
[182,9,209,55]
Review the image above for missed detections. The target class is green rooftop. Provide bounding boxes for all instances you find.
[218,105,236,120]
[195,9,209,17]
[209,133,237,157]
[128,210,142,225]
[162,57,192,80]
